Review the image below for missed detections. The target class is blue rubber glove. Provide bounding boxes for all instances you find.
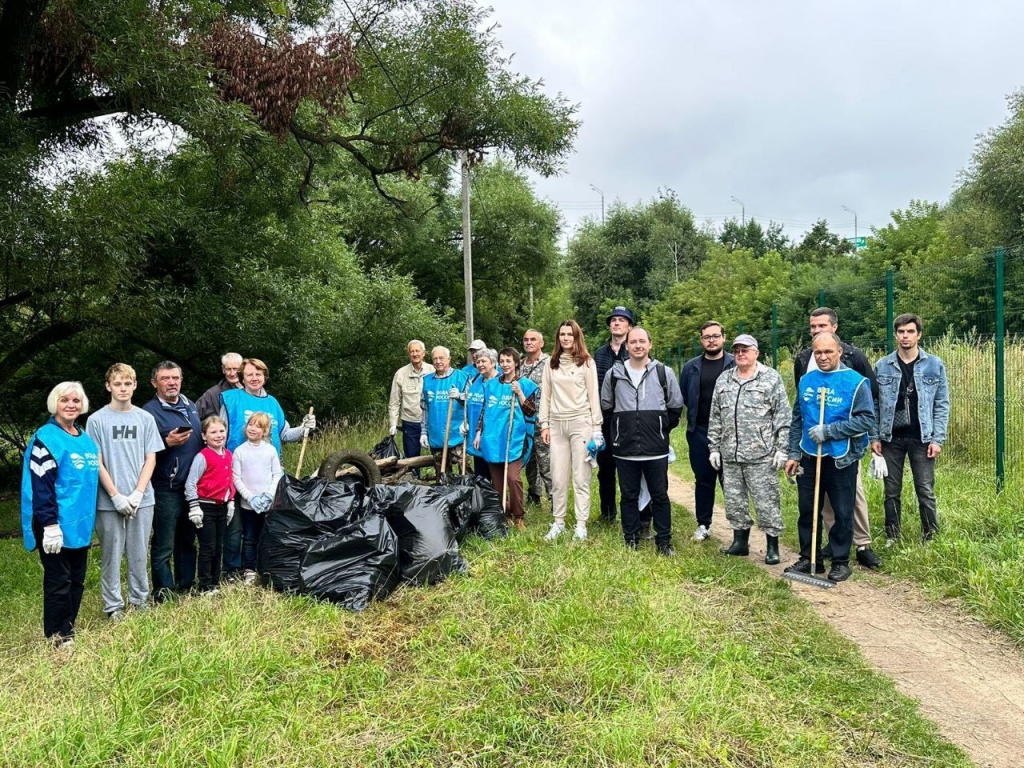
[808,424,828,444]
[586,435,605,462]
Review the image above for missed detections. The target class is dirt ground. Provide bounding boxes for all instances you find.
[666,473,1024,768]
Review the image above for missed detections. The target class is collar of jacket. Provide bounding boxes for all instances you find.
[878,348,931,368]
[724,360,771,382]
[611,358,658,378]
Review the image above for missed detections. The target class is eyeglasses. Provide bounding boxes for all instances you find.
[701,334,723,341]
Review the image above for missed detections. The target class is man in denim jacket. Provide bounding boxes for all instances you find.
[870,313,949,543]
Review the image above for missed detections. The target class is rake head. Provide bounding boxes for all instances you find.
[782,570,836,589]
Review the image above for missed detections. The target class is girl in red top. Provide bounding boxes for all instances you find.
[184,416,235,593]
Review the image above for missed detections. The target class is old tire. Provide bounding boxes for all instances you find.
[317,449,383,488]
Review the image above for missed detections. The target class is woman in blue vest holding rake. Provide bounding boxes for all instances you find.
[21,382,101,649]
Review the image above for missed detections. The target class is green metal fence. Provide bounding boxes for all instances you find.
[655,245,1024,492]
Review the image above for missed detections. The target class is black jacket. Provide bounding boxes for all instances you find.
[793,341,878,400]
[679,353,736,432]
[594,340,629,414]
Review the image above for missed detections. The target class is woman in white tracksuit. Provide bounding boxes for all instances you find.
[538,320,603,541]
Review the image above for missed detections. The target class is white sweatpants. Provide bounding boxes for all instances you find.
[549,416,594,527]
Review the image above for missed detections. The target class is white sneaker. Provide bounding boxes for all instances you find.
[885,538,897,549]
[107,609,125,623]
[243,569,257,584]
[544,523,565,541]
[691,524,711,542]
[573,525,588,541]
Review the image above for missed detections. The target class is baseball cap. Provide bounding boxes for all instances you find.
[468,339,486,351]
[732,334,759,350]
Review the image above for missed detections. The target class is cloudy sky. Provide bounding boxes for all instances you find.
[488,0,1024,243]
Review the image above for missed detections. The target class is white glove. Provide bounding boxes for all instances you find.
[459,421,468,437]
[127,489,144,509]
[449,386,461,400]
[111,493,134,516]
[869,455,889,480]
[227,501,235,524]
[420,434,430,449]
[253,494,273,514]
[42,524,63,554]
[389,425,397,436]
[709,451,721,470]
[189,503,203,529]
[773,451,788,471]
[301,413,316,434]
[668,445,677,463]
[808,424,828,444]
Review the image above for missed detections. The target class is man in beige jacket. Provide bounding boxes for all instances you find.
[389,340,435,460]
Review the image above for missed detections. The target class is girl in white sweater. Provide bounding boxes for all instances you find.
[232,412,283,582]
[538,320,603,541]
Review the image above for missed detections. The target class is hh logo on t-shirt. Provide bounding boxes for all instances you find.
[112,425,138,441]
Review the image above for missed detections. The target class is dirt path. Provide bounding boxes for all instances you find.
[666,473,1024,768]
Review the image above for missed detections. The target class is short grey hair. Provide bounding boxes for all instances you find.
[47,381,90,416]
[477,348,499,366]
[431,346,450,360]
[221,352,243,367]
[407,339,426,352]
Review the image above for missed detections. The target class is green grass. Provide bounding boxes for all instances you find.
[0,420,970,767]
[669,430,1024,646]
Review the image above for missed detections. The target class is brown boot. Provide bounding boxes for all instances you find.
[515,518,526,531]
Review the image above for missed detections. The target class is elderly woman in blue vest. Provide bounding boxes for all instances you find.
[218,357,314,577]
[461,348,498,479]
[420,346,470,471]
[21,382,101,648]
[784,332,876,583]
[475,348,538,530]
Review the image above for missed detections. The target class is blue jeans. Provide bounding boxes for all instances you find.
[241,508,266,571]
[797,456,857,564]
[881,438,938,539]
[223,510,242,575]
[151,487,196,598]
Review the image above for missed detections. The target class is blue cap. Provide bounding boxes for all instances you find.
[606,306,635,325]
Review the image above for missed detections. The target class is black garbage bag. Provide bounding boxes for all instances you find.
[433,482,476,543]
[298,514,401,611]
[441,474,508,540]
[259,476,367,592]
[367,484,468,586]
[370,434,401,460]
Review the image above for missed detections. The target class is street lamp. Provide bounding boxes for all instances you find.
[842,205,858,241]
[590,183,605,225]
[730,196,745,225]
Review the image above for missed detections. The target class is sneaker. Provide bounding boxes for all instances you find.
[107,609,125,623]
[784,558,825,575]
[639,521,655,541]
[885,537,898,549]
[527,495,542,506]
[573,525,588,541]
[856,546,882,570]
[544,523,565,541]
[691,524,711,542]
[200,587,221,596]
[49,635,75,652]
[656,543,675,557]
[243,569,257,584]
[624,539,639,551]
[828,562,852,582]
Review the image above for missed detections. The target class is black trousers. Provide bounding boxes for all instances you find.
[196,502,227,591]
[39,545,89,639]
[686,426,722,528]
[616,457,672,545]
[597,418,618,519]
[797,455,857,564]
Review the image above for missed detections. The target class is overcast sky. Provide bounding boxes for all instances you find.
[489,0,1024,244]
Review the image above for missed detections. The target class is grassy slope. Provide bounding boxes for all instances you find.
[0,423,968,767]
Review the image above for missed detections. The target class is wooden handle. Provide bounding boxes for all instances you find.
[809,389,826,571]
[295,405,314,478]
[502,395,516,513]
[440,396,455,475]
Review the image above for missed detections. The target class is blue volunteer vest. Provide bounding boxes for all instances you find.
[480,378,538,465]
[798,368,869,459]
[464,373,491,458]
[21,420,101,551]
[221,388,287,455]
[423,369,469,448]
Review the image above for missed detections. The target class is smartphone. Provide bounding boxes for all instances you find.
[171,426,192,435]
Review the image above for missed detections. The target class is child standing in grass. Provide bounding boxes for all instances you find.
[184,416,235,594]
[232,412,283,583]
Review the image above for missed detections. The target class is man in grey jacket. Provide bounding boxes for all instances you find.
[600,327,684,555]
[706,335,790,565]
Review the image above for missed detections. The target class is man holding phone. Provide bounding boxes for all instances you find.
[143,361,203,601]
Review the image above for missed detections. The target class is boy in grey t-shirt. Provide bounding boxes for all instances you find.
[86,363,164,618]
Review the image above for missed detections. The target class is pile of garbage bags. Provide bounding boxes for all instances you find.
[257,474,506,612]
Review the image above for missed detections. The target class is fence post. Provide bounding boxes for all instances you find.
[676,342,683,377]
[996,247,1006,493]
[738,320,744,334]
[772,304,779,370]
[693,337,700,358]
[818,289,825,307]
[886,269,895,354]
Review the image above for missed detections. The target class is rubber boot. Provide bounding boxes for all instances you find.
[765,535,780,565]
[720,528,750,557]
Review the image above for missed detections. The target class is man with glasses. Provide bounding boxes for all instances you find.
[793,307,882,570]
[520,329,552,504]
[679,321,735,541]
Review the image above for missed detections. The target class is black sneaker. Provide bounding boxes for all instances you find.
[639,521,655,540]
[656,543,675,557]
[855,546,882,570]
[527,495,542,506]
[624,539,640,551]
[784,558,825,575]
[828,562,852,582]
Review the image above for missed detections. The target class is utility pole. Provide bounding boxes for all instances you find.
[590,183,605,225]
[671,242,680,282]
[462,151,474,347]
[842,205,858,241]
[731,195,745,226]
[529,281,534,319]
